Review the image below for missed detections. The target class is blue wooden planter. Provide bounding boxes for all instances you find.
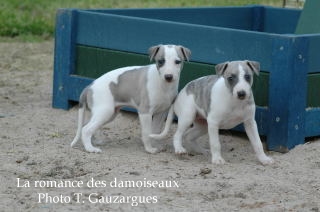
[53,6,320,152]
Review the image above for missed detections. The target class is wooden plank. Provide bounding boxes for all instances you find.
[307,73,320,107]
[89,7,255,31]
[75,46,150,79]
[80,45,320,108]
[52,9,77,109]
[74,7,320,74]
[263,7,301,33]
[178,62,214,90]
[267,37,309,152]
[308,35,320,74]
[75,10,275,71]
[252,73,269,107]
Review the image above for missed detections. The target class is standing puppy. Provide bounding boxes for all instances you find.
[71,44,191,153]
[151,60,274,165]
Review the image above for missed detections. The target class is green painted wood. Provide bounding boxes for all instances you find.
[295,0,320,34]
[179,62,215,90]
[75,45,271,107]
[75,46,150,79]
[307,73,320,107]
[252,73,269,107]
[75,45,320,108]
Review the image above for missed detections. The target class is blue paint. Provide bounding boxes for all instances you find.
[52,9,78,109]
[267,37,309,152]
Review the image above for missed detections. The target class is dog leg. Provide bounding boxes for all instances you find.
[208,121,225,164]
[71,106,86,147]
[139,113,158,154]
[92,112,118,146]
[150,111,168,151]
[81,107,115,153]
[183,122,209,155]
[244,119,274,165]
[152,111,167,134]
[173,115,196,154]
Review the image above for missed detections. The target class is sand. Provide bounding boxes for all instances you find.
[1,41,320,212]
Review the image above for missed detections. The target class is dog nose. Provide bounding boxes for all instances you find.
[237,90,246,100]
[164,74,173,82]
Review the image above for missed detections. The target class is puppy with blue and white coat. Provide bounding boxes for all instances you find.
[151,60,274,165]
[71,44,191,153]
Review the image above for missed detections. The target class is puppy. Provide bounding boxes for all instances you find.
[151,60,274,165]
[71,44,191,153]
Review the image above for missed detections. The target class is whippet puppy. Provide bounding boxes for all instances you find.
[150,60,274,165]
[71,44,191,153]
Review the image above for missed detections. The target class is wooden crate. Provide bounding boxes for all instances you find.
[53,6,320,152]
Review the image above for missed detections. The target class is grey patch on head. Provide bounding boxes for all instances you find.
[240,61,257,86]
[79,86,93,110]
[245,60,260,76]
[148,45,161,61]
[222,62,240,94]
[149,45,165,70]
[186,75,220,116]
[109,67,150,113]
[215,62,229,76]
[215,60,259,104]
[174,45,191,62]
[174,45,191,71]
[242,61,257,105]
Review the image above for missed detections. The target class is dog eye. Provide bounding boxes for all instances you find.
[175,60,181,65]
[244,74,251,82]
[227,76,234,82]
[157,59,165,66]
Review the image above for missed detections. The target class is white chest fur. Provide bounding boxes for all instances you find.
[147,65,178,113]
[208,78,255,129]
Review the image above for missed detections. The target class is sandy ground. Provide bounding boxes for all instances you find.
[1,41,320,212]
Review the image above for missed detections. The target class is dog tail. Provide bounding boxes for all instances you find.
[71,88,88,147]
[149,105,174,139]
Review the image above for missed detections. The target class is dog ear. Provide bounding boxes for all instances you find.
[246,60,260,76]
[215,62,229,76]
[179,46,191,61]
[148,45,162,62]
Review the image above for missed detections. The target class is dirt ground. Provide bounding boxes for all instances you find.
[1,41,320,212]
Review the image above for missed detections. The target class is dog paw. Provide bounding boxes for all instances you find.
[211,156,226,165]
[85,146,102,153]
[145,147,159,154]
[259,156,274,165]
[175,147,187,155]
